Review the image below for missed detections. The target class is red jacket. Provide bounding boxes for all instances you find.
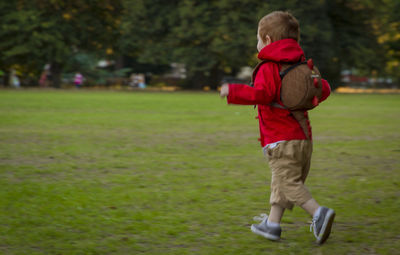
[227,39,331,147]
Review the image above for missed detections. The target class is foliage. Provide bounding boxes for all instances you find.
[0,0,123,87]
[375,0,400,82]
[0,0,399,87]
[120,0,396,88]
[121,0,266,89]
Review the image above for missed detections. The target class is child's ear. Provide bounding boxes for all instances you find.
[265,35,272,45]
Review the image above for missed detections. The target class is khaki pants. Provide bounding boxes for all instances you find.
[265,140,313,210]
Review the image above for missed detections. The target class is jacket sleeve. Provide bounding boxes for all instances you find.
[320,79,331,102]
[227,64,277,105]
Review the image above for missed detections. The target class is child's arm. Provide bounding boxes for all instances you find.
[220,64,277,105]
[226,84,274,105]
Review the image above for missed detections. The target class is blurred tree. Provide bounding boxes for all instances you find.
[121,0,396,89]
[375,0,400,83]
[0,0,123,87]
[0,0,398,88]
[121,0,267,89]
[326,0,388,86]
[118,0,175,78]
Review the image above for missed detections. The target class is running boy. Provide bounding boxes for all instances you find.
[220,11,335,244]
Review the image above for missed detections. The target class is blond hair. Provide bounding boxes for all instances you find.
[258,11,300,43]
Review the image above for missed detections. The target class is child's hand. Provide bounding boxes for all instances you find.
[220,84,229,98]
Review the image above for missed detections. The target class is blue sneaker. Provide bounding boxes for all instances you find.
[251,213,281,241]
[310,207,335,244]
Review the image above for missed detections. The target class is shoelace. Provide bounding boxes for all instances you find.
[310,215,319,233]
[253,213,268,222]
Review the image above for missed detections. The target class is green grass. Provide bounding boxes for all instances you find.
[0,90,399,254]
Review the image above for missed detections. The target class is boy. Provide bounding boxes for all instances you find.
[220,11,335,244]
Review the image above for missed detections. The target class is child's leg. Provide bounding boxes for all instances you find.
[268,140,312,214]
[268,204,285,224]
[301,198,320,217]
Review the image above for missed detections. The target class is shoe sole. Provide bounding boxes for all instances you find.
[316,209,335,244]
[250,225,280,241]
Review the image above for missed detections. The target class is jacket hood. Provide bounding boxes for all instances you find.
[258,39,304,62]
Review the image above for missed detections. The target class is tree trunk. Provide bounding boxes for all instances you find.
[208,64,222,90]
[115,56,124,70]
[3,72,9,86]
[50,62,62,88]
[187,71,207,90]
[186,63,221,90]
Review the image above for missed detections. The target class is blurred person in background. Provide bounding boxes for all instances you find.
[74,72,84,89]
[10,69,20,88]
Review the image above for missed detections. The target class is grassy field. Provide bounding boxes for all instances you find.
[0,89,399,255]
